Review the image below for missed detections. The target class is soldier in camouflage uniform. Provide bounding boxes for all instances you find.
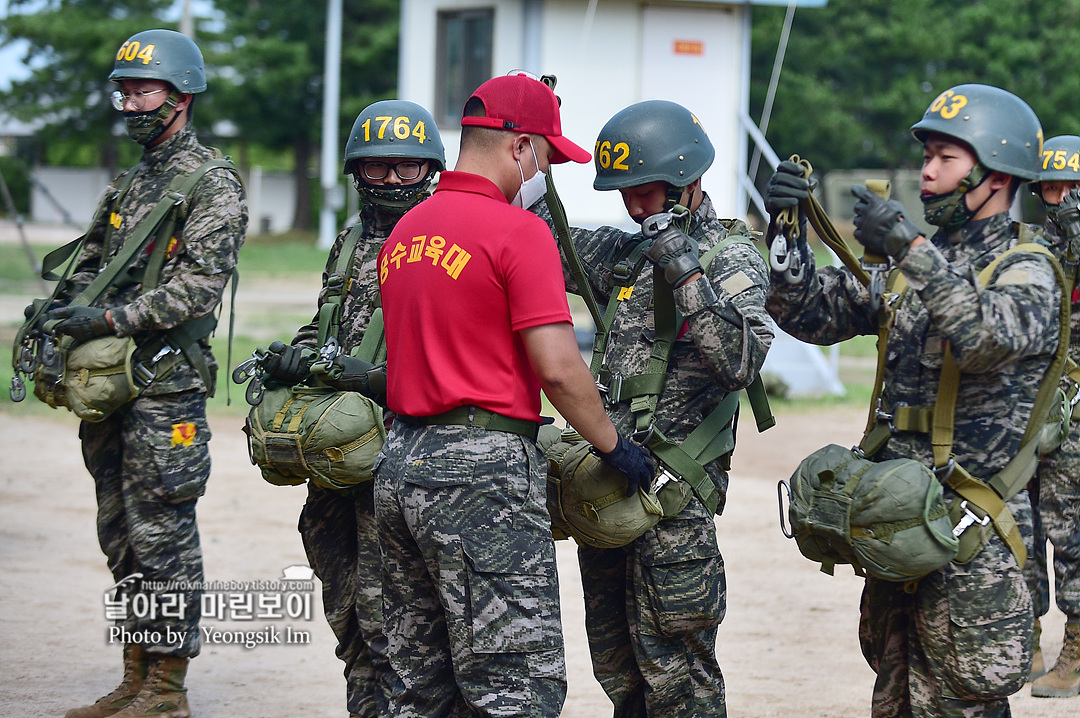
[1024,134,1080,698]
[47,29,247,718]
[374,73,654,718]
[257,100,445,717]
[535,100,773,718]
[766,84,1056,717]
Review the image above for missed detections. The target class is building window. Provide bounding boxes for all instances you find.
[435,8,494,126]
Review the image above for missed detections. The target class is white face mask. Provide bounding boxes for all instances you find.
[511,139,547,209]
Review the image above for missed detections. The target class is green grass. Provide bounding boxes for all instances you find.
[236,231,328,277]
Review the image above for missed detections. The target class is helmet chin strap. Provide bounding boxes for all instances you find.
[923,163,992,231]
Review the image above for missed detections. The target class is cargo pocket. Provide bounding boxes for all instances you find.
[462,533,560,654]
[939,570,1032,699]
[640,518,724,636]
[147,416,212,503]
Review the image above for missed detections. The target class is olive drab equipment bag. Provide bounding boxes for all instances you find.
[10,155,241,421]
[246,383,385,489]
[544,427,686,549]
[783,444,959,581]
[242,223,387,491]
[775,162,1072,581]
[541,172,774,548]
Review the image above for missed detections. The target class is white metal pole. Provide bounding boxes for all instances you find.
[318,0,343,249]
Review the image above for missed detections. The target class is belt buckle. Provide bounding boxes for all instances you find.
[131,362,155,387]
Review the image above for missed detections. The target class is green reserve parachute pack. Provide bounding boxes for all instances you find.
[783,444,959,581]
[542,426,693,549]
[775,161,1073,582]
[240,223,387,491]
[11,154,240,421]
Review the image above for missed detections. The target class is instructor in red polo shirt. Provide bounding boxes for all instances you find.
[374,73,655,717]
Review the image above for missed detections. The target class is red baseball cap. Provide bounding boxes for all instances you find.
[460,73,591,165]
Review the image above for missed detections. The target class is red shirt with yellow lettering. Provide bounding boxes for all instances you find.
[378,170,572,421]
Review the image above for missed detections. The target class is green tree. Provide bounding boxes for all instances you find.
[750,0,1080,178]
[208,0,399,231]
[0,0,177,174]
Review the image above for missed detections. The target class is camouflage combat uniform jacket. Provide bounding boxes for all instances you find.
[60,123,247,659]
[536,193,772,718]
[537,194,773,509]
[1025,218,1080,622]
[768,212,1060,717]
[65,123,247,396]
[287,203,391,717]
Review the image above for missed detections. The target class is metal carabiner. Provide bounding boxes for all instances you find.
[777,480,794,539]
[17,344,36,374]
[785,247,805,284]
[232,354,261,385]
[9,376,26,402]
[245,373,267,406]
[770,233,791,272]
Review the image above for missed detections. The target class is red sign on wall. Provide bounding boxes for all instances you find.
[673,40,704,56]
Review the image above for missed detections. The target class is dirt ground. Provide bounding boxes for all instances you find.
[1,405,1076,718]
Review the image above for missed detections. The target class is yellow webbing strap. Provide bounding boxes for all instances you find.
[784,155,872,287]
[923,243,1066,566]
[931,342,959,469]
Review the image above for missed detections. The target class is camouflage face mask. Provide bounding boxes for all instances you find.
[353,172,435,216]
[921,163,989,232]
[122,91,180,146]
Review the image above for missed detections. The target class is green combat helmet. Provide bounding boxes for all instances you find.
[109,29,206,145]
[343,99,446,215]
[1039,135,1080,184]
[911,84,1043,230]
[592,99,714,195]
[1032,134,1080,205]
[109,28,207,93]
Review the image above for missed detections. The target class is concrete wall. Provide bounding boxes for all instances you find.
[30,165,296,236]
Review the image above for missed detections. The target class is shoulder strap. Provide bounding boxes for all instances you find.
[632,235,757,430]
[316,222,367,349]
[142,157,240,292]
[963,243,1068,482]
[146,155,242,397]
[631,235,771,514]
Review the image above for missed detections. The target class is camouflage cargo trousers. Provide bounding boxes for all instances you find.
[1024,421,1080,620]
[79,390,210,658]
[859,491,1035,718]
[373,422,565,718]
[298,481,389,717]
[578,497,727,718]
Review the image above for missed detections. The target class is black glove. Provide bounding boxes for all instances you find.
[765,160,810,242]
[1057,188,1080,242]
[48,305,113,343]
[765,161,810,213]
[260,341,316,385]
[316,355,387,405]
[24,299,64,332]
[642,213,702,287]
[851,185,923,263]
[597,434,656,497]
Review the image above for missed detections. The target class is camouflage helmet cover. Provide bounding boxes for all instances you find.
[109,29,206,94]
[910,84,1043,180]
[593,99,714,191]
[343,99,446,174]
